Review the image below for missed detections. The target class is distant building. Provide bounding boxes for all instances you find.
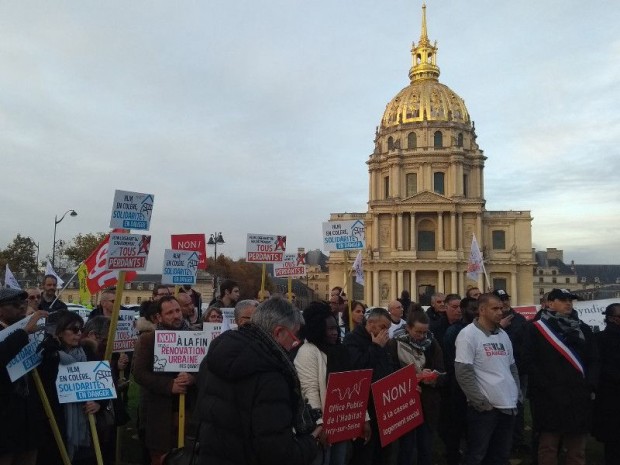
[533,248,578,298]
[327,5,534,306]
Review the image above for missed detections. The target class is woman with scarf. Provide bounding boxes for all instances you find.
[37,310,102,465]
[523,288,599,465]
[387,309,445,465]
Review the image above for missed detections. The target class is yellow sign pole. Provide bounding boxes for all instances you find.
[32,369,71,465]
[261,264,266,294]
[103,271,126,362]
[88,413,104,465]
[178,393,186,448]
[288,277,292,302]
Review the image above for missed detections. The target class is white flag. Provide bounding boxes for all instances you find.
[466,234,484,281]
[352,251,364,285]
[45,262,65,288]
[4,264,21,290]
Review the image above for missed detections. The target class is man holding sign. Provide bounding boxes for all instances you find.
[133,296,195,465]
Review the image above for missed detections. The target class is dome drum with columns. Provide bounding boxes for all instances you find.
[328,5,534,306]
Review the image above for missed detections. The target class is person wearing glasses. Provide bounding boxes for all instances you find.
[87,289,116,320]
[0,289,48,465]
[38,310,103,465]
[197,296,321,465]
[25,288,42,315]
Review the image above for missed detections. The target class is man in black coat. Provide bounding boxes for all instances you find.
[196,296,320,465]
[593,303,620,465]
[0,289,48,465]
[523,288,598,465]
[38,275,68,312]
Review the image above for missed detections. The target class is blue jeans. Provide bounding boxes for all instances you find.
[465,407,515,465]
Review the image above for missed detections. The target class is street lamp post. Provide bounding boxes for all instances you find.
[207,232,225,300]
[52,210,78,269]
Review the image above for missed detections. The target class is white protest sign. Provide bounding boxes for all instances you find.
[246,234,287,263]
[106,233,150,270]
[322,220,365,251]
[273,253,307,278]
[56,361,117,403]
[0,315,46,382]
[161,249,200,285]
[113,310,138,352]
[573,299,613,330]
[220,308,236,331]
[110,189,154,231]
[202,323,224,344]
[153,330,209,373]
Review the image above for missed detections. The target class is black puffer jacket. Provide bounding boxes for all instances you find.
[196,324,318,465]
[523,310,599,433]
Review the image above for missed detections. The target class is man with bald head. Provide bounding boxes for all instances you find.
[178,292,199,327]
[387,299,406,338]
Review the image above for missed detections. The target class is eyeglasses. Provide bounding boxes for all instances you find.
[283,327,301,348]
[28,295,41,300]
[66,326,83,334]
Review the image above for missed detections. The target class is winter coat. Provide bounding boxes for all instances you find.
[523,312,599,433]
[0,329,43,455]
[196,324,318,465]
[593,322,620,442]
[501,308,527,369]
[426,307,449,351]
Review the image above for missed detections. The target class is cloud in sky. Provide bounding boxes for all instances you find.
[1,0,618,273]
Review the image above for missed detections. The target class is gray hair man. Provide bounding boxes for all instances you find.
[197,296,319,465]
[234,299,259,327]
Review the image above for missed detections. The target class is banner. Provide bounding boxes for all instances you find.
[83,234,137,294]
[0,314,46,381]
[220,308,236,331]
[110,189,154,231]
[246,234,287,263]
[202,323,224,345]
[4,264,21,289]
[161,249,199,285]
[322,220,365,252]
[45,262,64,287]
[466,234,484,281]
[513,299,612,330]
[56,361,117,403]
[371,364,424,447]
[113,310,138,352]
[106,233,151,271]
[171,234,207,270]
[273,253,307,278]
[352,250,364,285]
[153,331,209,373]
[323,369,373,443]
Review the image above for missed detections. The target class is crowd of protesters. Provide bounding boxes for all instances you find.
[1,274,619,465]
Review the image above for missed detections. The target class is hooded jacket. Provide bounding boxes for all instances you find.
[196,324,318,465]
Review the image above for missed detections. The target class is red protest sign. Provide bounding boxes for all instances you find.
[322,369,373,443]
[84,234,137,294]
[171,234,207,270]
[371,364,424,447]
[514,305,538,321]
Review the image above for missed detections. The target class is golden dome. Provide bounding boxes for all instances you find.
[380,4,470,128]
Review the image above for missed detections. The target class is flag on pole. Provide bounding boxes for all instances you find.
[4,264,21,289]
[82,234,137,294]
[352,251,364,285]
[45,262,65,288]
[466,234,484,281]
[77,262,92,306]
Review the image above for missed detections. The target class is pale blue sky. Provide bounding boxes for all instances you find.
[1,0,618,271]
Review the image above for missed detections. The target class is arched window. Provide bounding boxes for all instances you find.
[388,136,394,150]
[457,133,463,147]
[407,132,417,149]
[433,172,445,195]
[433,131,443,148]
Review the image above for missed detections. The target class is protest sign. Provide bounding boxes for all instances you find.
[110,189,154,230]
[112,310,138,352]
[171,234,207,270]
[161,249,200,285]
[0,315,46,382]
[273,253,307,278]
[323,369,373,443]
[153,331,209,373]
[82,234,137,294]
[106,233,151,271]
[513,305,538,321]
[56,361,117,403]
[371,364,424,447]
[202,323,224,344]
[322,220,365,252]
[246,234,287,263]
[220,308,236,331]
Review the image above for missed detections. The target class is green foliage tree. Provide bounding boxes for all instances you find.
[208,254,272,300]
[64,232,107,265]
[0,234,39,285]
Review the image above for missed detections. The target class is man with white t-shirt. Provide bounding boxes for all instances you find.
[387,299,406,338]
[455,293,521,465]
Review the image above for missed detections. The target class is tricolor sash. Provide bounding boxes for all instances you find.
[533,319,585,377]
